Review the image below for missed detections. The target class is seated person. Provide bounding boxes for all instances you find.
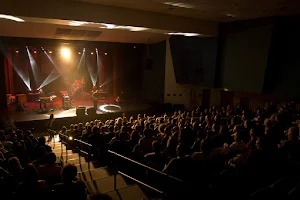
[38,152,62,187]
[16,164,50,200]
[52,164,87,200]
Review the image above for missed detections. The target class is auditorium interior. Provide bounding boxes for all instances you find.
[1,0,300,200]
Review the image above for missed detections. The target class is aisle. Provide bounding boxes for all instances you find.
[47,135,151,200]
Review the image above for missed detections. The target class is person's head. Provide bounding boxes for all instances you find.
[250,126,259,139]
[287,126,299,140]
[45,152,57,165]
[243,120,251,129]
[92,126,100,134]
[23,164,39,183]
[100,126,107,133]
[8,157,22,173]
[231,117,238,126]
[61,126,67,133]
[143,129,153,138]
[200,139,213,154]
[176,143,189,157]
[167,136,178,149]
[119,132,128,142]
[256,136,268,150]
[152,140,160,153]
[61,164,77,182]
[164,126,172,136]
[130,130,140,141]
[233,132,243,142]
[108,126,114,133]
[233,125,242,134]
[38,136,46,145]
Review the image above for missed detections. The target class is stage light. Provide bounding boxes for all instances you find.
[15,50,19,53]
[49,51,52,54]
[61,47,71,59]
[133,46,136,49]
[34,50,37,54]
[78,52,81,55]
[27,47,42,88]
[91,52,94,55]
[68,136,73,140]
[104,52,108,56]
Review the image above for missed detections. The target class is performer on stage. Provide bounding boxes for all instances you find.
[39,88,47,110]
[91,86,97,94]
[92,90,99,110]
[15,96,26,112]
[80,76,86,92]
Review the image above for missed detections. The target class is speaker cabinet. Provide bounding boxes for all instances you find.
[76,107,86,116]
[62,95,71,110]
[87,107,96,115]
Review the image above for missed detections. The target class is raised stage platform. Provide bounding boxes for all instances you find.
[5,98,150,132]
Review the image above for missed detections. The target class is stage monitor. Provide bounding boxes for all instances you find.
[76,107,86,116]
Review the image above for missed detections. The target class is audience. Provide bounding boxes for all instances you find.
[1,101,300,199]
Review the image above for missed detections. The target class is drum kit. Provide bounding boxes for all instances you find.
[66,78,85,96]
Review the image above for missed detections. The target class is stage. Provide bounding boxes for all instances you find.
[5,97,150,132]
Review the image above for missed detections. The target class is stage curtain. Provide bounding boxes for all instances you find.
[4,51,14,95]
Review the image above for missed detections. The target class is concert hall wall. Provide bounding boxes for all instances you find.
[1,37,146,98]
[169,35,218,88]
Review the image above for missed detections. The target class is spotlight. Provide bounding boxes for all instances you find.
[49,50,52,54]
[15,50,19,53]
[61,47,70,59]
[104,52,108,55]
[91,52,94,55]
[78,52,81,55]
[34,50,37,54]
[68,136,73,140]
[133,46,136,49]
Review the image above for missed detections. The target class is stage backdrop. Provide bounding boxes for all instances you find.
[1,37,146,99]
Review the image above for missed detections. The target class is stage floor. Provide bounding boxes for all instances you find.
[9,99,150,122]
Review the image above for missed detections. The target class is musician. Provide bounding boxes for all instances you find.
[39,88,47,110]
[91,86,97,94]
[92,90,99,110]
[80,76,86,92]
[15,96,26,112]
